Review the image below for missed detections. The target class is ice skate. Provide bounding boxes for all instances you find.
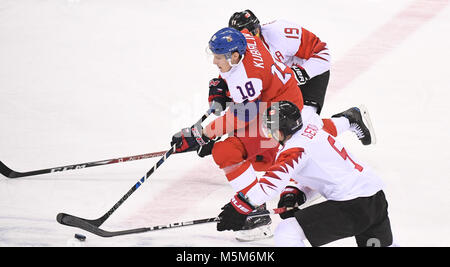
[332,105,376,145]
[235,204,273,242]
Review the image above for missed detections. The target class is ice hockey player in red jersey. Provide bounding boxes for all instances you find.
[171,27,303,240]
[216,101,396,247]
[170,26,375,241]
[228,9,375,145]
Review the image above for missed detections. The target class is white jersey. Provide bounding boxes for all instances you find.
[246,112,384,206]
[260,20,331,79]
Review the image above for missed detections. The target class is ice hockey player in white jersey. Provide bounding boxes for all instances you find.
[216,101,395,247]
[228,10,375,146]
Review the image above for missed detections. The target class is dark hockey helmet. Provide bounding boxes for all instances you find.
[262,101,303,140]
[228,9,261,36]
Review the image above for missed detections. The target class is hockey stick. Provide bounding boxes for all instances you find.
[0,150,169,179]
[57,106,216,231]
[58,214,220,238]
[1,104,220,179]
[56,207,291,238]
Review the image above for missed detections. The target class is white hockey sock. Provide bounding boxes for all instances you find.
[274,217,307,247]
[331,117,350,136]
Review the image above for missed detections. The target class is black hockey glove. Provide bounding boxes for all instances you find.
[197,137,218,158]
[291,65,310,86]
[170,124,211,154]
[208,78,232,112]
[217,193,255,232]
[277,186,306,219]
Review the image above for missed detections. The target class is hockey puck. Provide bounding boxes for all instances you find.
[74,233,86,241]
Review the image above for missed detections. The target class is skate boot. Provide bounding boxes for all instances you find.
[331,105,376,145]
[235,203,273,242]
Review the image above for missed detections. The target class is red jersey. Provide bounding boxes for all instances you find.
[205,29,303,138]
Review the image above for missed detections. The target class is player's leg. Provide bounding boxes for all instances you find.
[212,137,257,194]
[298,70,373,145]
[328,105,376,145]
[300,70,329,115]
[290,191,391,247]
[292,199,357,247]
[355,191,395,247]
[211,136,275,241]
[300,69,376,145]
[274,217,307,247]
[355,216,393,247]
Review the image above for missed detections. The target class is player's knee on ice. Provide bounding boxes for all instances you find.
[274,217,307,247]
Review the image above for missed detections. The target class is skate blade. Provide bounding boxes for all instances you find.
[235,225,273,242]
[359,105,377,145]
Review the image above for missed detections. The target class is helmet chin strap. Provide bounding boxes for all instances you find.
[275,130,288,147]
[269,130,285,146]
[226,53,245,69]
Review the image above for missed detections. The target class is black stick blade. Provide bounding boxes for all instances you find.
[56,213,112,237]
[56,213,93,230]
[0,161,17,178]
[56,212,148,238]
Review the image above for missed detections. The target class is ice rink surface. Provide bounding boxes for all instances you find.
[1,0,449,247]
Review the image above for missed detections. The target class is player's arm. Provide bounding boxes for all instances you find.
[216,147,305,231]
[293,27,330,81]
[245,147,305,206]
[203,99,262,139]
[169,78,231,156]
